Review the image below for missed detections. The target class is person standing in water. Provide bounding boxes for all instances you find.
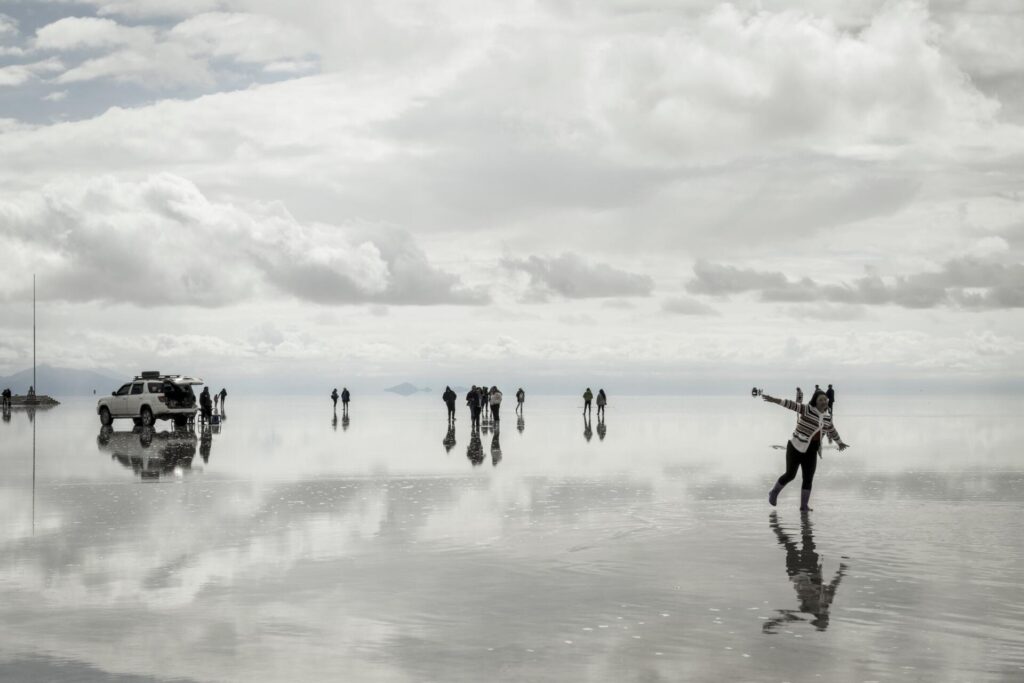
[466,386,481,430]
[219,388,227,407]
[761,390,849,511]
[582,387,593,417]
[341,387,350,415]
[331,388,339,411]
[489,386,503,423]
[515,387,525,415]
[443,385,457,423]
[596,389,607,420]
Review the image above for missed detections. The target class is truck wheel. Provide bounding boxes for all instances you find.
[100,407,112,425]
[140,406,154,427]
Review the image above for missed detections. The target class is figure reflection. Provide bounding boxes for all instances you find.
[466,429,484,466]
[2,406,9,423]
[342,414,350,431]
[200,426,212,463]
[98,425,200,481]
[443,425,457,453]
[516,415,524,434]
[332,414,338,431]
[763,512,847,633]
[597,416,607,441]
[583,414,592,442]
[490,426,502,466]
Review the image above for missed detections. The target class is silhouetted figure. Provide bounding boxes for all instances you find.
[214,392,219,410]
[762,512,847,634]
[1,388,10,410]
[825,384,835,413]
[466,386,481,430]
[489,386,502,422]
[490,428,502,466]
[341,387,350,415]
[331,388,339,410]
[515,387,525,415]
[582,387,593,417]
[583,414,592,442]
[795,387,803,404]
[199,387,212,424]
[219,388,227,407]
[516,415,524,434]
[596,389,607,419]
[478,384,488,419]
[27,385,35,399]
[597,419,606,441]
[443,385,457,423]
[443,425,457,453]
[467,429,484,466]
[762,390,849,511]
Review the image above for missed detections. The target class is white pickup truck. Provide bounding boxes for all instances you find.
[97,372,204,427]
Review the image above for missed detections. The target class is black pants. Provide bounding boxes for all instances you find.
[583,400,591,415]
[446,401,455,420]
[490,404,500,421]
[470,406,480,428]
[777,441,818,491]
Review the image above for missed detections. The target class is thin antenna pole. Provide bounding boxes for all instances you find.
[33,274,36,395]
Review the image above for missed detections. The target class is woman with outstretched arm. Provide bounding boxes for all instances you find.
[761,390,849,511]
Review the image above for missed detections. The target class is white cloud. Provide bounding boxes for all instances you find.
[0,174,486,307]
[0,57,64,87]
[502,252,654,301]
[34,16,151,50]
[0,13,18,39]
[170,12,315,65]
[661,296,717,316]
[42,90,69,102]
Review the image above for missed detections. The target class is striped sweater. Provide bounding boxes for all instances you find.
[780,399,841,454]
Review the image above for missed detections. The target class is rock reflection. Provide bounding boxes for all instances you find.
[466,429,484,466]
[442,425,457,453]
[763,512,847,633]
[97,425,200,481]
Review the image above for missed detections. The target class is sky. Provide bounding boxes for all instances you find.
[0,0,1022,394]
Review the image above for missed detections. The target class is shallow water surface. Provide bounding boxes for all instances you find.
[1,395,1022,682]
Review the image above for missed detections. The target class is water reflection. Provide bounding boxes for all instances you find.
[466,429,484,466]
[332,413,338,431]
[442,425,457,453]
[490,427,502,467]
[97,425,201,481]
[516,415,524,434]
[597,417,607,441]
[583,415,592,442]
[763,512,847,633]
[342,414,350,431]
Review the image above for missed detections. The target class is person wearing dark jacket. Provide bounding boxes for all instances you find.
[515,388,525,415]
[761,390,849,511]
[219,388,227,407]
[331,388,339,410]
[596,389,607,420]
[582,388,593,417]
[466,386,481,430]
[341,388,350,415]
[825,384,835,413]
[443,386,457,422]
[199,387,212,424]
[1,388,10,410]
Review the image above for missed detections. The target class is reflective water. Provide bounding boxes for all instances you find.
[1,395,1023,682]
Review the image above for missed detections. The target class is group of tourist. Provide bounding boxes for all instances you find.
[199,386,227,423]
[330,387,351,415]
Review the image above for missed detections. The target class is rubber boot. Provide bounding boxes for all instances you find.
[768,481,784,507]
[800,488,813,512]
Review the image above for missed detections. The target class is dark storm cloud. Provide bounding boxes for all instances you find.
[686,257,1024,310]
[501,252,653,301]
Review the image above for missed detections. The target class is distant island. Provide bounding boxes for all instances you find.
[384,382,431,396]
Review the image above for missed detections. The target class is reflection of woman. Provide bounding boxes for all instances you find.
[761,390,848,511]
[763,512,846,633]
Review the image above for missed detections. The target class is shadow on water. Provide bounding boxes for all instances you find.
[97,424,205,481]
[490,426,502,467]
[442,425,456,454]
[466,429,484,467]
[763,511,847,634]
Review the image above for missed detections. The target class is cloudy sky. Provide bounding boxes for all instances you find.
[1,0,1022,393]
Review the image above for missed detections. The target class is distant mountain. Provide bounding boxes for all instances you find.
[384,382,431,396]
[0,364,122,397]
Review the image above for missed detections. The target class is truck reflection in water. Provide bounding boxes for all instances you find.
[97,425,208,481]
